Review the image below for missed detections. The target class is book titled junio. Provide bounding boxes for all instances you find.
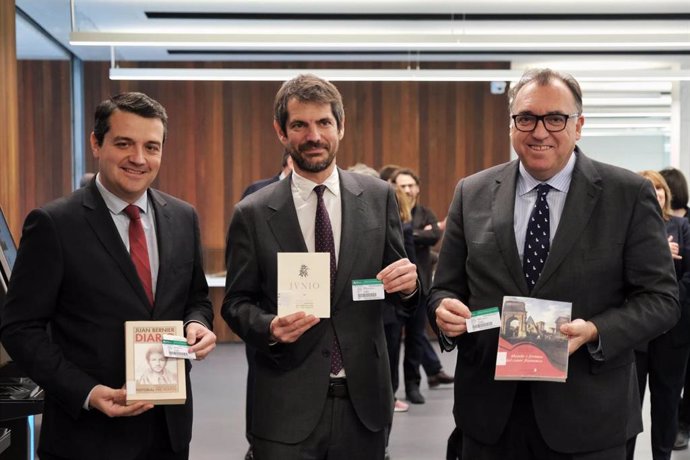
[125,320,186,405]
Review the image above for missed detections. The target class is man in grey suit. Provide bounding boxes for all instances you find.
[223,74,418,459]
[0,92,216,459]
[429,68,679,459]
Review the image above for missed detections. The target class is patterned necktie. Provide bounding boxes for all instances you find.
[124,204,154,307]
[314,185,343,374]
[523,184,552,292]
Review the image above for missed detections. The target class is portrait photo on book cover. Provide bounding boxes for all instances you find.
[135,343,179,390]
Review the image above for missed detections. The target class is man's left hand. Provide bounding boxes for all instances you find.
[186,322,217,360]
[560,319,599,355]
[377,258,418,295]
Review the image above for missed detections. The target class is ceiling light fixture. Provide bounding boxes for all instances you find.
[108,67,690,82]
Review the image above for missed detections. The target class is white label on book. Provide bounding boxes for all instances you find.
[352,279,385,301]
[496,352,507,366]
[466,307,501,333]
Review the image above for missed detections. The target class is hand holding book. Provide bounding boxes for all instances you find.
[560,319,599,355]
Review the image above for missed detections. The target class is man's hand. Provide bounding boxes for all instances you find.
[270,311,320,343]
[89,384,153,417]
[435,298,472,338]
[186,322,217,360]
[377,258,418,295]
[560,319,599,355]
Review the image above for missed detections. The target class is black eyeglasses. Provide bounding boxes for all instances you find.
[511,113,580,133]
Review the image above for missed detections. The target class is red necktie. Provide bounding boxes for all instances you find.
[124,204,154,307]
[314,185,343,374]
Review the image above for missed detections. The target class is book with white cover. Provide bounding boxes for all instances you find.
[277,252,330,318]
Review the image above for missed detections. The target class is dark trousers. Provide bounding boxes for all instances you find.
[252,388,386,460]
[384,318,404,393]
[626,335,690,460]
[463,384,626,460]
[39,407,188,460]
[245,344,257,446]
[403,297,442,388]
[679,352,690,426]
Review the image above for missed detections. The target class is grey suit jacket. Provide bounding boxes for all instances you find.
[0,181,213,460]
[428,149,679,453]
[222,168,415,443]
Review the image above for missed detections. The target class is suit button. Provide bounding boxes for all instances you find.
[322,350,330,358]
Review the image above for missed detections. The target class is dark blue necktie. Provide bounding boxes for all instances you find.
[314,185,343,374]
[523,184,552,291]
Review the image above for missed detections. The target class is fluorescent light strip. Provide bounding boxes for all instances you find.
[109,68,690,82]
[72,32,690,50]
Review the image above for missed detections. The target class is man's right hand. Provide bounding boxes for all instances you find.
[270,311,320,343]
[435,298,472,338]
[89,384,153,417]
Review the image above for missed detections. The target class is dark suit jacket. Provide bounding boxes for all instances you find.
[411,204,441,294]
[428,149,679,454]
[666,215,690,347]
[0,181,213,460]
[222,168,415,443]
[241,174,281,199]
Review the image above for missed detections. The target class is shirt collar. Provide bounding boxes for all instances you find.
[517,149,577,197]
[291,166,340,200]
[95,173,150,215]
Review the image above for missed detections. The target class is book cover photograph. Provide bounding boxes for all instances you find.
[495,296,572,382]
[125,320,186,405]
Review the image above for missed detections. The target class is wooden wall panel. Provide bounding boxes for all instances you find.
[79,61,511,341]
[16,61,73,225]
[0,1,20,239]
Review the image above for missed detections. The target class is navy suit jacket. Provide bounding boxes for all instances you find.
[0,181,213,460]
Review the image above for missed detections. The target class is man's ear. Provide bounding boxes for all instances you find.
[338,115,346,140]
[273,120,287,144]
[90,132,100,159]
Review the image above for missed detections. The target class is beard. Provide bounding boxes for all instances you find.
[288,141,336,173]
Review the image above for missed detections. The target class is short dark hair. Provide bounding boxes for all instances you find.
[379,164,402,182]
[660,167,689,210]
[391,168,420,186]
[509,68,583,115]
[274,74,344,135]
[93,92,168,146]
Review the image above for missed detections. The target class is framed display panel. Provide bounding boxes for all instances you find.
[0,206,16,285]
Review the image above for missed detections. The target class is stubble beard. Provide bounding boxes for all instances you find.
[289,142,336,173]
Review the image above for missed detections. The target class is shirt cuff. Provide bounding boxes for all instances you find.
[83,385,97,411]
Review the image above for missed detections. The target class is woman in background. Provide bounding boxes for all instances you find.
[627,170,690,460]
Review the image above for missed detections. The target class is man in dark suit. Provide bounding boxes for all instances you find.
[223,74,418,459]
[390,168,452,404]
[240,150,293,460]
[241,150,293,199]
[0,92,216,460]
[429,68,679,459]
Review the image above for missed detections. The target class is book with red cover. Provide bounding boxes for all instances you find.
[494,296,571,382]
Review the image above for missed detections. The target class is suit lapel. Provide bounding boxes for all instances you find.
[535,149,602,292]
[266,177,308,253]
[491,161,530,295]
[82,183,152,312]
[150,189,171,312]
[333,170,365,307]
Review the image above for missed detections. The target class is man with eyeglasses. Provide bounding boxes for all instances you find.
[429,68,679,459]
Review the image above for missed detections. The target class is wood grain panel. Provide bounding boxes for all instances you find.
[0,2,20,238]
[79,61,511,341]
[16,61,73,225]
